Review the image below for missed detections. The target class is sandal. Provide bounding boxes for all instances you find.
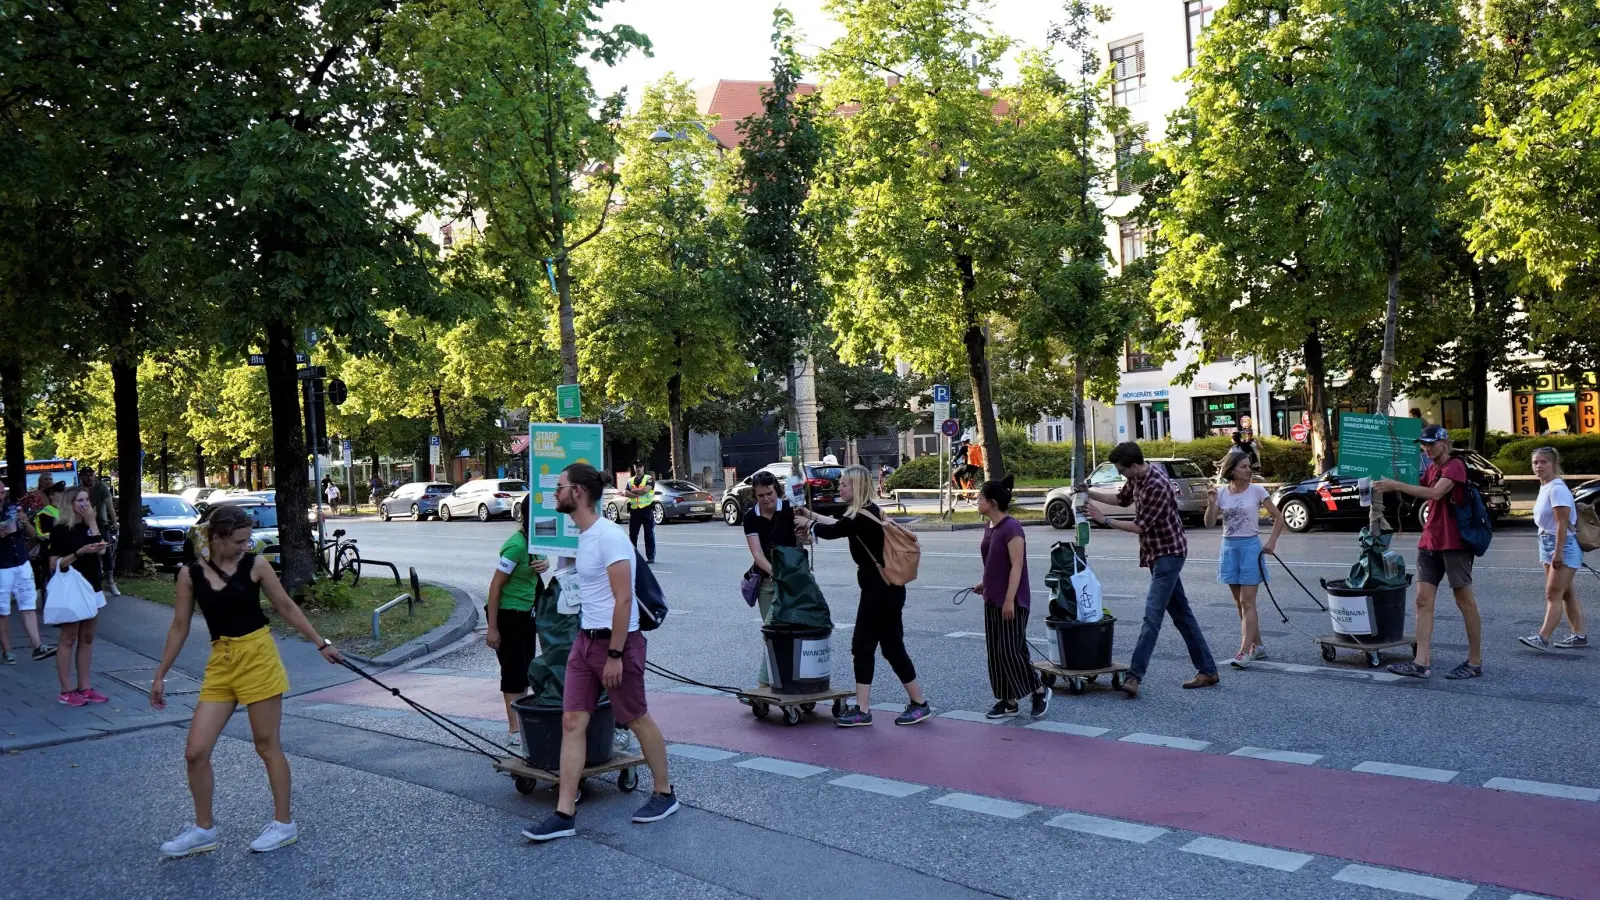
[1445,661,1483,680]
[1387,661,1431,678]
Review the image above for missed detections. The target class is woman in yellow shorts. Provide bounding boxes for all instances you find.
[150,505,343,858]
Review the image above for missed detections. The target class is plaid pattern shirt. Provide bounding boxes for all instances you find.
[1116,465,1188,568]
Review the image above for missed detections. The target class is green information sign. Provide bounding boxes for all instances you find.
[556,383,582,419]
[1536,390,1577,404]
[525,422,604,558]
[1336,413,1423,485]
[783,430,801,458]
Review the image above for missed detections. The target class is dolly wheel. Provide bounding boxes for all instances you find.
[751,701,770,719]
[1366,651,1382,668]
[514,776,537,795]
[800,702,816,713]
[1068,677,1086,695]
[1320,644,1337,663]
[1040,671,1058,689]
[618,768,639,792]
[832,698,846,717]
[1411,642,1419,658]
[1111,671,1125,690]
[782,706,803,726]
[1086,673,1099,684]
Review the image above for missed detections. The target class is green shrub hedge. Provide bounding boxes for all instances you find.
[1446,429,1518,457]
[1491,434,1600,475]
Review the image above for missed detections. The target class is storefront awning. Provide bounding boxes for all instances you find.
[510,435,530,455]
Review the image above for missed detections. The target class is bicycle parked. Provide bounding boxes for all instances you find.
[312,528,362,586]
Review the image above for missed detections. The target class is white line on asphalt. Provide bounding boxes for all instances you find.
[666,744,738,762]
[1331,864,1478,900]
[930,793,1039,819]
[1120,733,1211,751]
[1024,721,1111,738]
[1509,895,1557,900]
[664,685,728,697]
[1229,746,1324,766]
[1180,836,1315,872]
[1044,812,1167,843]
[829,774,929,798]
[1482,777,1600,802]
[938,710,1007,724]
[735,757,828,779]
[1353,761,1458,783]
[1252,660,1406,683]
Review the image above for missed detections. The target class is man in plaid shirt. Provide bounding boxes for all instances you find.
[1084,442,1219,697]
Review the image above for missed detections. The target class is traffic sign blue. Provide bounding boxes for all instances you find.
[932,384,950,403]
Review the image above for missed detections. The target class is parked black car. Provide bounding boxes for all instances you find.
[139,493,200,569]
[1272,449,1511,533]
[721,462,845,525]
[1573,478,1600,509]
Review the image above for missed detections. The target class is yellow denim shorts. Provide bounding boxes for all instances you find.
[198,626,290,706]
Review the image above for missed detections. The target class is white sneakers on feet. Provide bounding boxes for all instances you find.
[160,823,220,859]
[506,731,521,747]
[249,820,298,853]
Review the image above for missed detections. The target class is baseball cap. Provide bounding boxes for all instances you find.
[1417,424,1449,444]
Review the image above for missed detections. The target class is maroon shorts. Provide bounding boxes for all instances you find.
[564,630,648,725]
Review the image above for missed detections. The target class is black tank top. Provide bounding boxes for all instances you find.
[189,553,270,641]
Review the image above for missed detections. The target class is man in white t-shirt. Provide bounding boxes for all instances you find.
[522,463,677,843]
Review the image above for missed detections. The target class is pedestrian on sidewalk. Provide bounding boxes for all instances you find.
[150,504,344,858]
[1518,447,1586,651]
[1374,425,1484,679]
[742,471,797,690]
[1083,442,1219,697]
[48,487,111,704]
[29,482,65,619]
[325,480,341,510]
[0,481,56,664]
[797,465,932,727]
[522,463,676,843]
[1204,451,1286,669]
[81,469,119,596]
[487,512,548,747]
[624,461,657,565]
[973,476,1048,720]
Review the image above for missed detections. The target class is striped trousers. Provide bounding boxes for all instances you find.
[984,602,1040,702]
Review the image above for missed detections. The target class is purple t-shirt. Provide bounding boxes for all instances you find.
[979,515,1030,609]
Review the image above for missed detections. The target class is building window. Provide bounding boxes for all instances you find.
[1191,393,1252,437]
[1119,219,1150,266]
[1200,332,1234,362]
[1116,131,1146,193]
[1125,339,1159,373]
[1110,38,1145,106]
[1185,1,1215,68]
[440,223,454,250]
[1043,418,1066,443]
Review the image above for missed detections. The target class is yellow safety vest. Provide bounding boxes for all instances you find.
[628,474,654,510]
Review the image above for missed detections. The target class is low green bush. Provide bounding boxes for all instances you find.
[1136,436,1312,482]
[883,455,941,490]
[1447,429,1517,457]
[295,578,356,611]
[1491,434,1600,475]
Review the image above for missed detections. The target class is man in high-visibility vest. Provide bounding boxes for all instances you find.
[625,461,657,564]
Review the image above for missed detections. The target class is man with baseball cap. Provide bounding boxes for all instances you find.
[1373,424,1484,679]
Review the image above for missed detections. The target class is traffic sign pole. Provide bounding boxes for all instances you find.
[933,386,949,518]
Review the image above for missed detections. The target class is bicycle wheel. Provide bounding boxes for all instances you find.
[335,544,361,586]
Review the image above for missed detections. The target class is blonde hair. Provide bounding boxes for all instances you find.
[1532,446,1563,476]
[841,465,874,517]
[56,486,94,531]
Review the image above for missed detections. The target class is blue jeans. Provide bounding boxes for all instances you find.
[1129,555,1217,680]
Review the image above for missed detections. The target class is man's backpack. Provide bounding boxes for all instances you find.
[1575,504,1600,554]
[634,555,668,631]
[1450,483,1493,558]
[854,510,922,586]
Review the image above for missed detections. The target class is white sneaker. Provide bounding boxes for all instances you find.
[506,731,521,747]
[248,820,298,853]
[160,823,219,859]
[613,727,637,754]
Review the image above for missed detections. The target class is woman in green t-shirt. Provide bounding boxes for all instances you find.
[487,515,548,747]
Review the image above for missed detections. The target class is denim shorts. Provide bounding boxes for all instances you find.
[1539,532,1583,568]
[1218,535,1267,585]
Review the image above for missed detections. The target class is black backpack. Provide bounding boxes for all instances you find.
[634,556,668,631]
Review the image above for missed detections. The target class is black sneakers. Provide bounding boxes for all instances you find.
[1030,690,1050,719]
[985,700,1019,719]
[521,812,576,843]
[631,791,680,824]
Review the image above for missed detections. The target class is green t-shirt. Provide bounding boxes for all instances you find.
[495,531,542,613]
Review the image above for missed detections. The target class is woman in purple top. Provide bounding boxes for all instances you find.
[973,477,1049,720]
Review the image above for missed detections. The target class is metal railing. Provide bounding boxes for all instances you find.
[372,567,423,643]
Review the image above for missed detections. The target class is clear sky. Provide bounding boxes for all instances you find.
[591,0,1064,105]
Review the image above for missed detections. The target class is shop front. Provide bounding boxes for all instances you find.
[1190,392,1255,437]
[1512,371,1600,435]
[1120,388,1171,440]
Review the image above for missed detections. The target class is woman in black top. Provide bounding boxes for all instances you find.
[742,471,797,688]
[149,505,344,859]
[48,487,111,706]
[798,465,930,727]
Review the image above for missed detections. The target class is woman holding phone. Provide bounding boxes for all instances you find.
[1204,452,1285,669]
[48,487,111,705]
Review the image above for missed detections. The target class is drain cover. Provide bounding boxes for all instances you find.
[104,668,202,696]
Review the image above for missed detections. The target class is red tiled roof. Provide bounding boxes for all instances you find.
[698,79,1009,149]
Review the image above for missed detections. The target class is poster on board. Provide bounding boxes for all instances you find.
[525,422,604,559]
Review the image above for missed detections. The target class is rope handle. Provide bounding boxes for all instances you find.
[335,659,517,761]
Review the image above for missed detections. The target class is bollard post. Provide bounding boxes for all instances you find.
[408,567,420,616]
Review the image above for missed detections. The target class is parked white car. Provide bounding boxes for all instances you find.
[438,478,529,522]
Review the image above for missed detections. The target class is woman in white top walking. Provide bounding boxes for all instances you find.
[1204,451,1286,668]
[1519,447,1586,651]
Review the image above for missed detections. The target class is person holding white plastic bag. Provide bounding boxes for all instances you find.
[973,477,1049,720]
[46,487,110,706]
[1204,451,1286,669]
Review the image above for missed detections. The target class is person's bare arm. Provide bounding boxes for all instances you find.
[1203,484,1222,529]
[1375,475,1453,501]
[746,534,773,575]
[1553,504,1572,570]
[1002,535,1025,619]
[486,568,509,649]
[602,559,633,690]
[151,567,199,709]
[254,556,343,663]
[1262,494,1286,555]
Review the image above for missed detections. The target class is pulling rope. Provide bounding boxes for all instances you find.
[1257,550,1333,643]
[643,660,745,696]
[335,658,517,762]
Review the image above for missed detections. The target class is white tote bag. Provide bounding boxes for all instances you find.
[1070,556,1103,623]
[42,566,105,625]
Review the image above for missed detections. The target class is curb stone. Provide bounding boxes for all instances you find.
[342,583,478,669]
[906,518,1056,533]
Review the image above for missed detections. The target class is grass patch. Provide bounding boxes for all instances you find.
[1014,478,1071,488]
[120,572,454,655]
[937,507,1047,526]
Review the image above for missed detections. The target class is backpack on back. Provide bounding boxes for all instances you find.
[853,510,922,586]
[1450,483,1493,558]
[1576,503,1600,554]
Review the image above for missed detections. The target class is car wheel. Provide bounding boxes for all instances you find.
[1046,499,1073,530]
[604,503,621,524]
[477,504,490,522]
[411,504,422,522]
[439,502,454,522]
[1281,498,1313,533]
[514,501,524,523]
[379,505,390,522]
[723,500,742,526]
[1417,502,1430,529]
[651,503,665,525]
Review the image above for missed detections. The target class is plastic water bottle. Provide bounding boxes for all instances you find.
[1358,477,1372,508]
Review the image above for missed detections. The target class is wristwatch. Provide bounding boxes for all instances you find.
[320,639,334,649]
[607,648,624,660]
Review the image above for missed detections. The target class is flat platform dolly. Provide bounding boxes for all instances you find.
[1315,634,1418,668]
[738,685,854,725]
[1033,660,1130,695]
[493,751,645,795]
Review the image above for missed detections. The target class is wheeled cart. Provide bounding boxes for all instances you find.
[738,685,854,726]
[493,752,646,796]
[1314,634,1418,669]
[1033,660,1130,696]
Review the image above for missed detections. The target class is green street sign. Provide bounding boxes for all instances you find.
[1336,412,1423,485]
[557,383,582,419]
[783,430,800,458]
[1536,391,1577,404]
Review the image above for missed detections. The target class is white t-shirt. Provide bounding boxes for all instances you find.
[575,517,638,632]
[1216,483,1270,538]
[1533,479,1577,536]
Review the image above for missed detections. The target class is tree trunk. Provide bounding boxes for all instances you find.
[796,353,821,462]
[1,361,25,497]
[264,319,314,591]
[110,357,144,576]
[1464,258,1490,451]
[785,362,802,478]
[1303,326,1332,473]
[159,432,170,494]
[1071,355,1088,485]
[554,237,579,396]
[667,371,686,480]
[194,442,206,488]
[1370,255,1402,533]
[431,386,449,482]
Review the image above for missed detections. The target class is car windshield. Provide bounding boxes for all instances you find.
[660,480,700,492]
[143,497,196,518]
[498,482,528,492]
[424,485,452,494]
[805,466,843,482]
[236,505,278,528]
[1165,461,1206,480]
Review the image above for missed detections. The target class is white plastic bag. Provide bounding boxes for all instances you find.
[1070,557,1103,623]
[42,566,105,625]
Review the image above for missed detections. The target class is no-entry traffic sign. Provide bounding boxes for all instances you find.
[941,418,960,438]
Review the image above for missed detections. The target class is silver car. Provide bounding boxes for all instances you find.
[604,479,717,524]
[438,478,529,522]
[1045,457,1212,529]
[379,482,454,521]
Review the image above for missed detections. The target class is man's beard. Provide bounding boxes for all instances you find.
[556,495,577,515]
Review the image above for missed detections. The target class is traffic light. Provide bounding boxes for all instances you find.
[303,378,327,454]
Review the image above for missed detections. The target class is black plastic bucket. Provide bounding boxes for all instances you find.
[1323,577,1411,644]
[511,696,616,770]
[1045,614,1116,670]
[762,624,832,695]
